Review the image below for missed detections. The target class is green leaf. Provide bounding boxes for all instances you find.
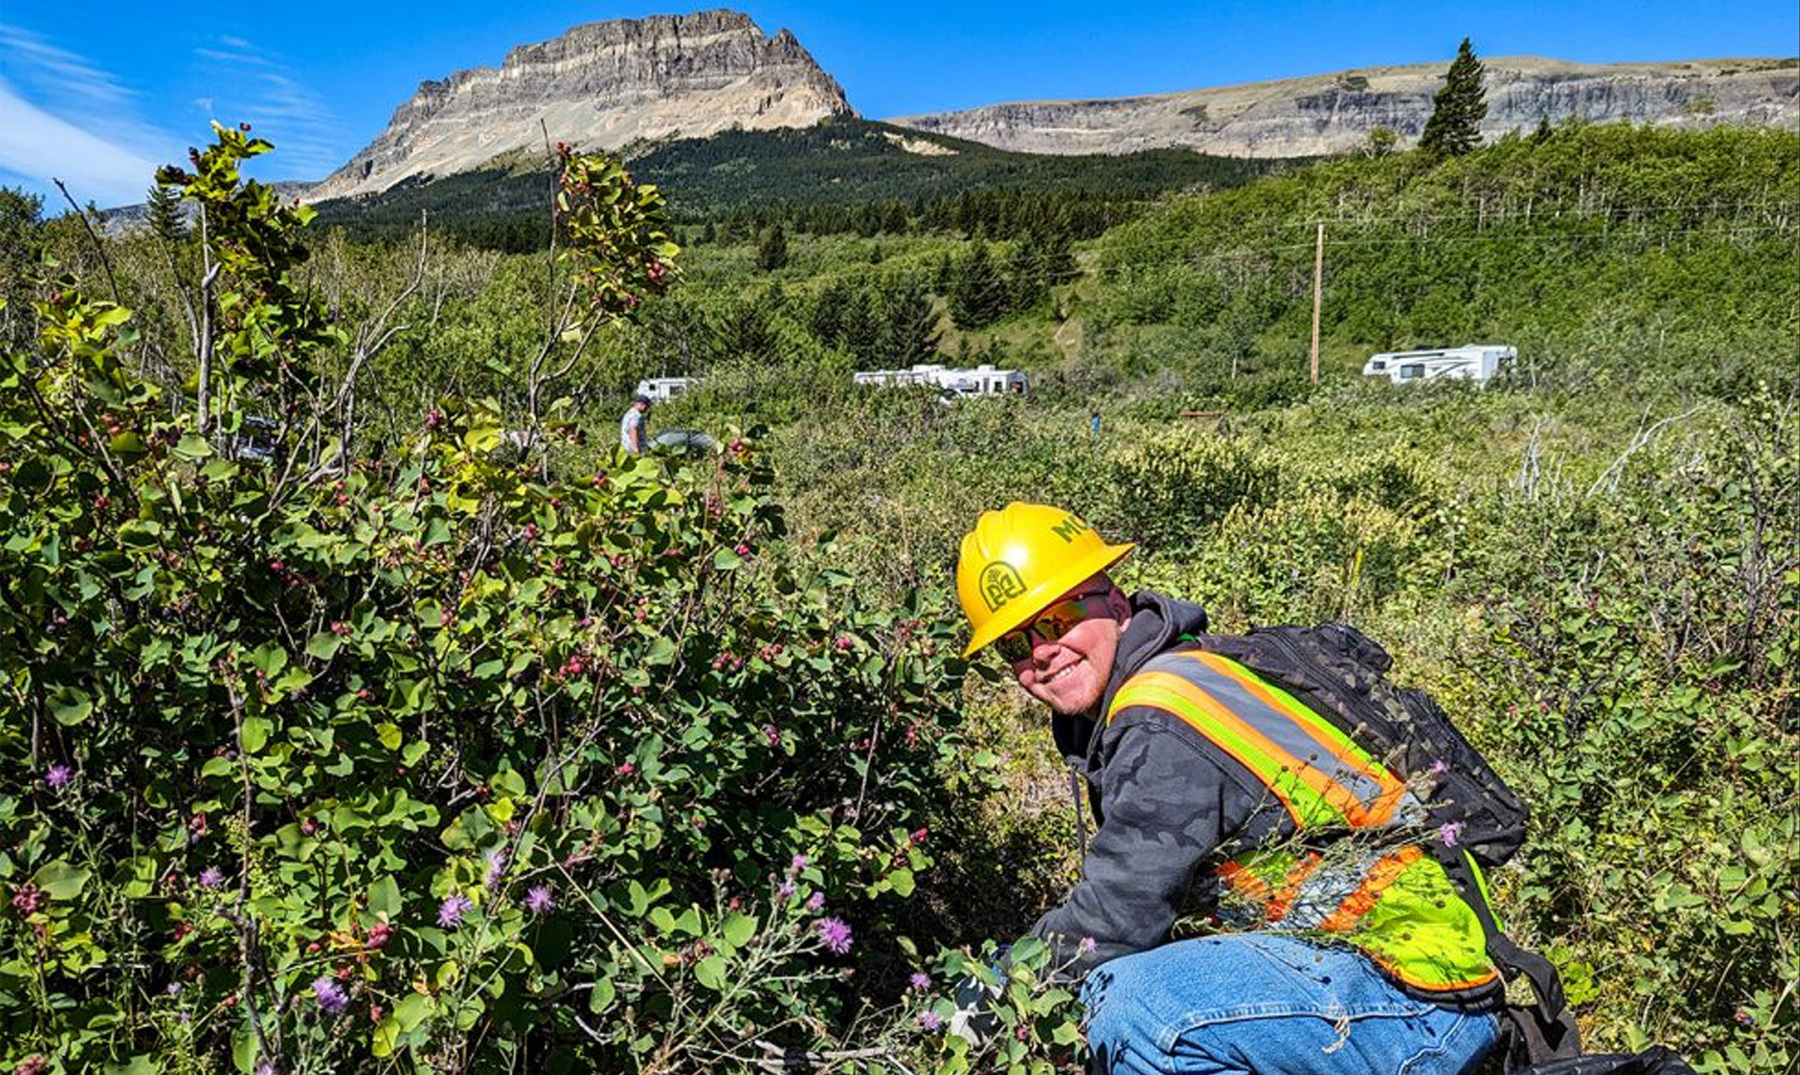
[645,637,677,666]
[305,631,343,660]
[245,643,288,678]
[693,954,728,990]
[49,686,93,726]
[721,911,756,949]
[32,859,91,900]
[370,875,401,917]
[394,991,433,1031]
[712,548,741,571]
[376,722,402,751]
[240,716,271,753]
[173,433,213,460]
[888,868,915,897]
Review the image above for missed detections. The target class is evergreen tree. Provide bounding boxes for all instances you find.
[754,223,789,272]
[949,239,1009,330]
[711,297,780,364]
[145,181,186,242]
[1419,38,1488,157]
[933,252,954,294]
[841,285,881,362]
[810,277,854,348]
[1004,237,1045,312]
[875,274,940,369]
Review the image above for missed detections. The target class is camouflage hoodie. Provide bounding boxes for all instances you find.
[1032,590,1286,974]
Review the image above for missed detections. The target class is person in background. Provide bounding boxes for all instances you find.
[620,394,651,455]
[1091,411,1102,438]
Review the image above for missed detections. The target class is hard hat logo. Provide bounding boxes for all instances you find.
[979,561,1027,612]
[1050,515,1091,542]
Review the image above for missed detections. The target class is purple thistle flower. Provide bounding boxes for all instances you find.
[256,1062,276,1075]
[817,916,853,955]
[1428,760,1449,777]
[775,879,795,900]
[44,764,72,789]
[917,1010,943,1031]
[806,891,824,912]
[438,893,473,928]
[1438,821,1466,848]
[525,884,555,914]
[909,971,931,991]
[790,853,808,872]
[1079,936,1098,954]
[483,848,508,890]
[312,976,348,1015]
[198,866,226,889]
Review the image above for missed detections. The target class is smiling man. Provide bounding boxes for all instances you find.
[956,502,1505,1075]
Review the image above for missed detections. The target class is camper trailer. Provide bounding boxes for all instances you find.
[1362,345,1515,386]
[634,376,701,403]
[853,363,1028,398]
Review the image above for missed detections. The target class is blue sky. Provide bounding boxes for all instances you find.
[2,1,1795,208]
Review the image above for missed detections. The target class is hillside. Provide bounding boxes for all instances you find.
[309,118,1300,246]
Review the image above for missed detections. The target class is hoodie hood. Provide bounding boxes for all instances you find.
[1051,590,1209,762]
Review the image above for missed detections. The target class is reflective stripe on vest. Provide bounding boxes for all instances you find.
[1108,651,1412,828]
[1108,648,1499,995]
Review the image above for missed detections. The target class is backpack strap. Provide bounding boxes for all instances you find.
[1443,853,1581,1070]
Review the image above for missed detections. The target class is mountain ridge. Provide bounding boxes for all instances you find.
[885,54,1799,156]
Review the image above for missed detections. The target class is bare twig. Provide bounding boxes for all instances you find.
[1586,405,1702,498]
[51,178,122,307]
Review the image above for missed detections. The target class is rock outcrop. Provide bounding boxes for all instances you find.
[310,9,852,200]
[887,56,1799,157]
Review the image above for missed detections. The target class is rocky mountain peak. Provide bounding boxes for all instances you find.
[310,9,853,201]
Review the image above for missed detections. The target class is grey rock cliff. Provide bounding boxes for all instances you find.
[311,9,852,200]
[888,56,1799,156]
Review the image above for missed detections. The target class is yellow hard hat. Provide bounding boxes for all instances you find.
[956,502,1134,658]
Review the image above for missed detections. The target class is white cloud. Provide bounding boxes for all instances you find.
[0,23,134,113]
[0,24,177,207]
[0,77,164,207]
[190,36,348,180]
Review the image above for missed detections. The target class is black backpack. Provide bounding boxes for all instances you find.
[1194,623,1694,1075]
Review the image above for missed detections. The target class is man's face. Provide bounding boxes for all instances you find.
[1007,575,1129,716]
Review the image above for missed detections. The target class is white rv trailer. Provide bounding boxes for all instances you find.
[1361,345,1516,385]
[635,376,701,403]
[853,363,1028,398]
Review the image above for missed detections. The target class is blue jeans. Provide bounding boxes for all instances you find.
[1081,934,1499,1075]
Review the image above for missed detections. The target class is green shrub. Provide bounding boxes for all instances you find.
[0,125,1040,1075]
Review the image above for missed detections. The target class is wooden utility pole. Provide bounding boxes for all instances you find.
[1309,221,1324,384]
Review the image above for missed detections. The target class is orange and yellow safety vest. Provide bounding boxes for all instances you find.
[1108,647,1501,996]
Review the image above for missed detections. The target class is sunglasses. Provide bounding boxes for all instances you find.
[995,590,1114,664]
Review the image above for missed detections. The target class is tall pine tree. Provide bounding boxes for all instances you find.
[949,239,1009,330]
[754,223,789,272]
[145,181,186,242]
[875,274,940,369]
[1419,38,1488,157]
